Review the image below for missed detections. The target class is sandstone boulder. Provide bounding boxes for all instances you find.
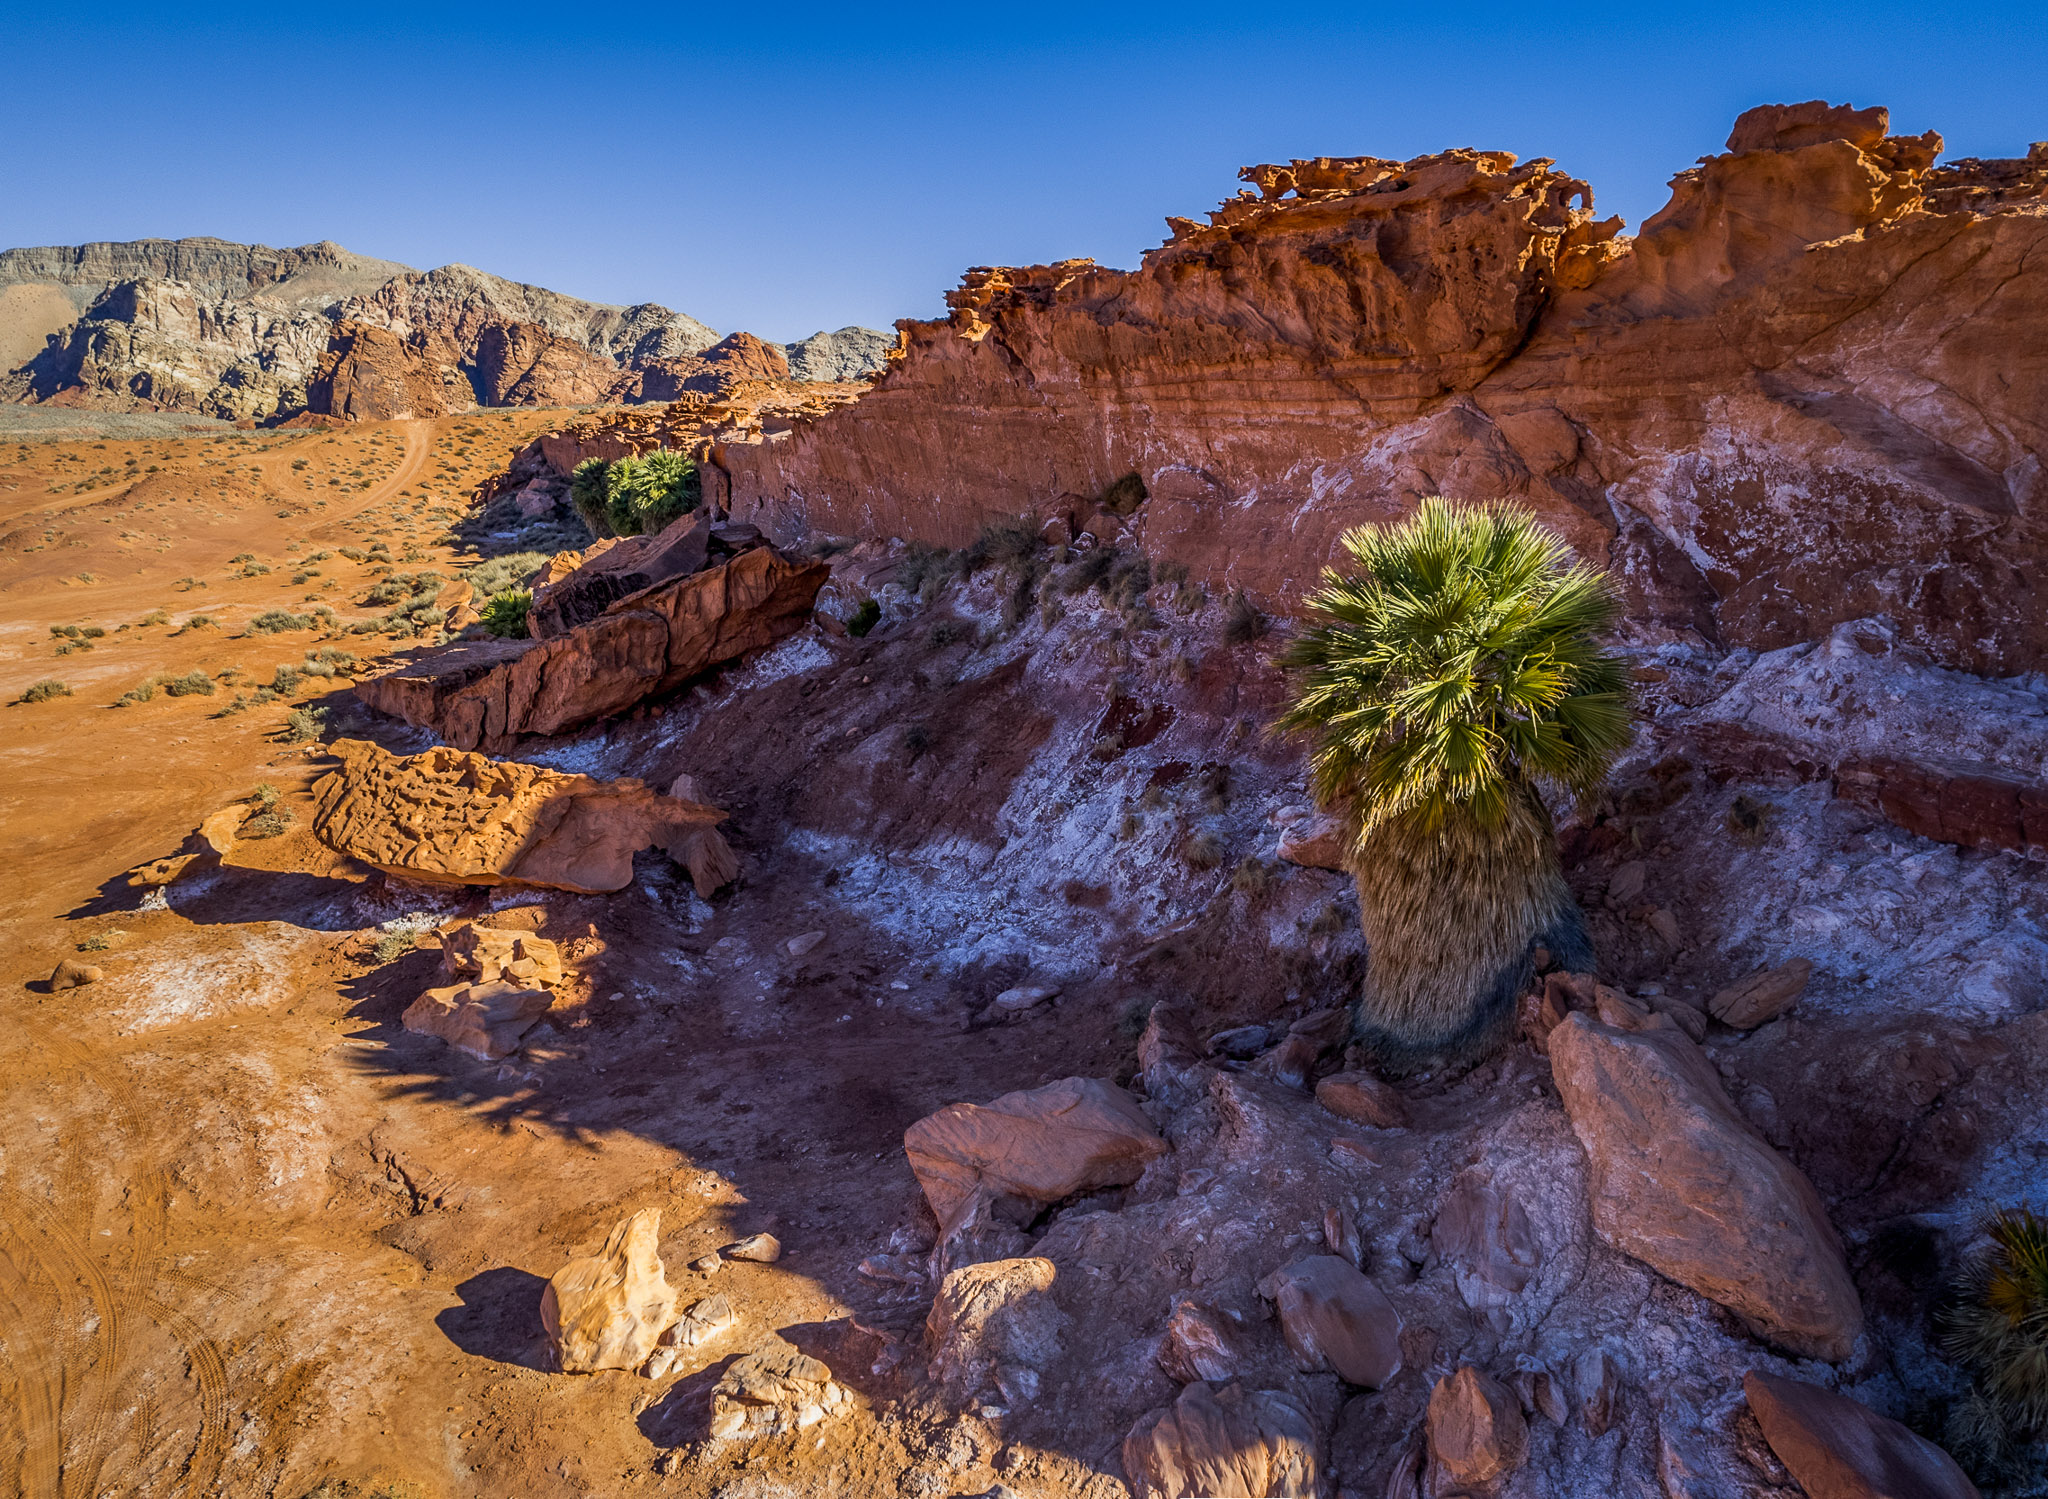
[723,1233,781,1263]
[401,980,553,1061]
[1428,1365,1528,1485]
[50,959,103,990]
[435,922,565,988]
[1710,958,1814,1029]
[1277,812,1349,871]
[902,1076,1168,1233]
[1314,1071,1408,1129]
[1548,1012,1863,1360]
[1157,1294,1246,1383]
[540,1208,679,1374]
[124,802,250,887]
[310,739,737,896]
[355,545,829,752]
[707,1341,850,1440]
[1744,1372,1978,1499]
[926,1256,1069,1407]
[527,512,711,639]
[1123,1381,1322,1499]
[1257,1255,1402,1388]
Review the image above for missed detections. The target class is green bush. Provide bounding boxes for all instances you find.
[283,705,329,743]
[19,679,70,703]
[466,551,549,598]
[572,451,701,537]
[163,670,216,698]
[480,589,532,638]
[1277,496,1632,1071]
[847,599,881,637]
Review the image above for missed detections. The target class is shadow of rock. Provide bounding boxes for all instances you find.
[435,1267,554,1370]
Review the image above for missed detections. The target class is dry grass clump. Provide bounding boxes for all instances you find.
[1180,830,1226,870]
[1221,589,1267,645]
[19,679,71,703]
[162,669,215,698]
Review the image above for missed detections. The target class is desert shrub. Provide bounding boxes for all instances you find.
[1179,830,1226,870]
[140,609,169,627]
[338,546,366,561]
[1277,496,1632,1071]
[179,615,217,632]
[1940,1206,2048,1477]
[231,553,254,564]
[466,551,549,597]
[928,620,965,648]
[117,675,165,706]
[243,805,295,838]
[960,517,1039,572]
[900,543,957,603]
[1231,857,1274,895]
[250,609,314,633]
[1059,546,1119,596]
[479,590,531,638]
[175,575,206,591]
[283,705,329,743]
[162,670,216,698]
[1222,589,1267,645]
[300,647,359,678]
[20,679,70,703]
[240,562,271,577]
[270,665,303,695]
[1098,471,1148,517]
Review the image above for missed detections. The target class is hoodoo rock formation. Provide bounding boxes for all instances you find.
[717,104,2048,675]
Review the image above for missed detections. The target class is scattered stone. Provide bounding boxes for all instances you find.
[1123,1381,1322,1499]
[903,1076,1167,1233]
[690,1253,723,1274]
[541,1208,679,1374]
[401,980,553,1060]
[857,1253,926,1287]
[1428,1365,1529,1485]
[1710,958,1814,1029]
[642,1294,738,1378]
[1548,1013,1863,1360]
[785,930,827,958]
[1314,1071,1408,1129]
[1432,1171,1541,1297]
[1645,907,1683,947]
[435,922,565,989]
[1276,812,1350,871]
[310,738,738,896]
[992,985,1058,1012]
[707,1340,850,1440]
[1157,1294,1245,1383]
[1257,1255,1402,1389]
[49,959,103,990]
[1207,1024,1271,1059]
[1644,990,1711,1042]
[1607,860,1647,905]
[1259,1007,1350,1090]
[1323,1206,1365,1269]
[1743,1371,1979,1499]
[1517,1368,1569,1427]
[1575,1348,1624,1437]
[723,1233,781,1263]
[926,1256,1068,1408]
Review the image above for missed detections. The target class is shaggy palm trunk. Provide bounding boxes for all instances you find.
[1350,783,1591,1072]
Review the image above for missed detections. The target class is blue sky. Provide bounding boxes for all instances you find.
[3,3,2043,341]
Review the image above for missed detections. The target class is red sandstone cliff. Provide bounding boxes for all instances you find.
[715,103,2048,674]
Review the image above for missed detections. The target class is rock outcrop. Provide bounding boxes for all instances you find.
[718,105,2048,676]
[399,922,572,1060]
[309,739,737,895]
[1548,1012,1864,1360]
[781,325,895,383]
[707,1342,851,1440]
[541,1208,680,1374]
[925,1256,1069,1407]
[353,544,829,751]
[306,320,460,422]
[527,513,713,639]
[902,1076,1168,1233]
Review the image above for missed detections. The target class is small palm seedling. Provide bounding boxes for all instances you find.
[1940,1206,2048,1474]
[1278,497,1632,1069]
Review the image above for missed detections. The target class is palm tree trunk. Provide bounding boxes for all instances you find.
[1349,784,1590,1072]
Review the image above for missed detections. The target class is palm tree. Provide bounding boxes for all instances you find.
[1278,496,1632,1070]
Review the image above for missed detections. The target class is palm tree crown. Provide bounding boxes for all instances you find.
[1279,497,1632,839]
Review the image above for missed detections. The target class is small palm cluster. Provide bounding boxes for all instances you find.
[1941,1207,2048,1476]
[1279,497,1632,1067]
[571,450,700,537]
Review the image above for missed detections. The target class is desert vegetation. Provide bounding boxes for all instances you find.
[570,450,700,537]
[1941,1206,2048,1479]
[1278,496,1632,1069]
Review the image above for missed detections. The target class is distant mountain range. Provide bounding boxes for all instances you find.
[0,237,892,423]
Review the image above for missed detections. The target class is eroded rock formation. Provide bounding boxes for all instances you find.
[353,543,830,750]
[309,738,737,895]
[718,104,2048,675]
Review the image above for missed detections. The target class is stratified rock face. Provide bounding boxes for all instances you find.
[540,1208,680,1374]
[1547,1012,1865,1360]
[720,106,2048,674]
[1744,1372,1980,1499]
[306,320,460,421]
[308,738,736,896]
[902,1076,1168,1232]
[1122,1381,1323,1499]
[783,325,895,383]
[354,544,829,751]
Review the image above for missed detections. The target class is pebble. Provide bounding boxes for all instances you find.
[724,1232,782,1263]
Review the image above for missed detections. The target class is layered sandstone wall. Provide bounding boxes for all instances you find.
[717,103,2048,675]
